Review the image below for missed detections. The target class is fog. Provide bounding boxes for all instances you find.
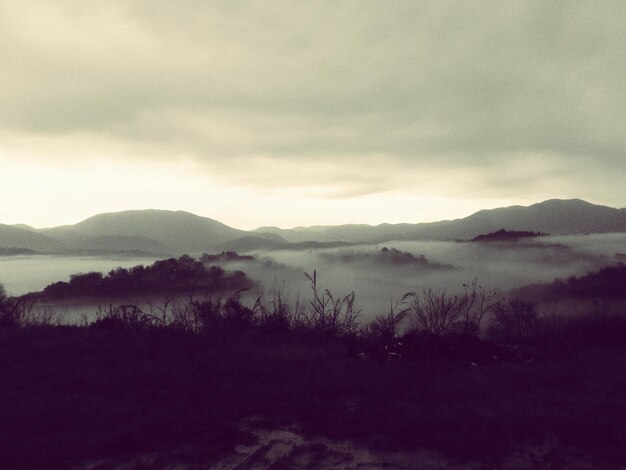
[2,234,623,324]
[211,233,625,321]
[0,254,159,297]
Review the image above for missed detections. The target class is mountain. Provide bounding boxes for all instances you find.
[444,199,626,239]
[0,224,63,253]
[42,210,286,254]
[36,225,172,254]
[72,210,246,251]
[2,210,289,255]
[254,199,626,243]
[11,224,36,231]
[30,210,285,255]
[2,200,624,255]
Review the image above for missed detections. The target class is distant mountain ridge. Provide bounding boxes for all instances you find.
[0,224,63,253]
[42,210,252,254]
[1,199,624,255]
[1,210,286,256]
[254,199,626,243]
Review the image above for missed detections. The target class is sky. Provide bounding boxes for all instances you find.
[0,1,624,230]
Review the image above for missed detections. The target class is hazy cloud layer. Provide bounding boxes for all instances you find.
[1,1,624,223]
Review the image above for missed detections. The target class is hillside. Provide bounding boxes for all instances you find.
[447,199,626,239]
[254,199,626,243]
[71,210,249,252]
[38,226,174,255]
[0,224,63,253]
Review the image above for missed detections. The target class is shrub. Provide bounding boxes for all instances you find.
[253,288,303,333]
[91,304,161,331]
[487,299,538,344]
[0,283,17,328]
[363,299,409,341]
[1,284,58,328]
[403,289,465,336]
[533,310,626,351]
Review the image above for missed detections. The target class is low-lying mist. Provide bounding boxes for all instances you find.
[213,234,625,321]
[7,233,624,324]
[0,254,160,297]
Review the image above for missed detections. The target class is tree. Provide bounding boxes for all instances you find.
[459,279,500,334]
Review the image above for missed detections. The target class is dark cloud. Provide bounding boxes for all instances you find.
[0,1,624,204]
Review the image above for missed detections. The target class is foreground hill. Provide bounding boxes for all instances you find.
[255,199,626,243]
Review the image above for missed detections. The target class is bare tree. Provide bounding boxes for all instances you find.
[459,279,500,334]
[403,289,464,336]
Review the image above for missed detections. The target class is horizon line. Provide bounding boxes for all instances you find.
[6,197,624,232]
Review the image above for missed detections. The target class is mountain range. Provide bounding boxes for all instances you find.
[1,199,625,256]
[255,199,626,244]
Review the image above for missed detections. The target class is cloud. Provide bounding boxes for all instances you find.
[0,1,624,210]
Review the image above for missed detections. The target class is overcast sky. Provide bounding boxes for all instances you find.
[1,1,624,229]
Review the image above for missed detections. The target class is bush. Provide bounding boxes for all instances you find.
[362,299,409,341]
[403,289,465,336]
[253,288,302,334]
[1,283,58,328]
[533,310,626,351]
[92,304,161,331]
[0,283,16,327]
[487,299,538,344]
[402,281,500,336]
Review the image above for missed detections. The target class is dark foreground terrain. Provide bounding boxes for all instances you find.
[2,262,626,468]
[1,310,625,469]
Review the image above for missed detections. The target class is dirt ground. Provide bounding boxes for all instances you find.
[71,419,606,470]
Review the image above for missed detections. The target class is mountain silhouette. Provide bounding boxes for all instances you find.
[72,210,249,252]
[42,210,286,254]
[0,224,63,253]
[40,226,175,255]
[254,199,626,243]
[1,200,624,254]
